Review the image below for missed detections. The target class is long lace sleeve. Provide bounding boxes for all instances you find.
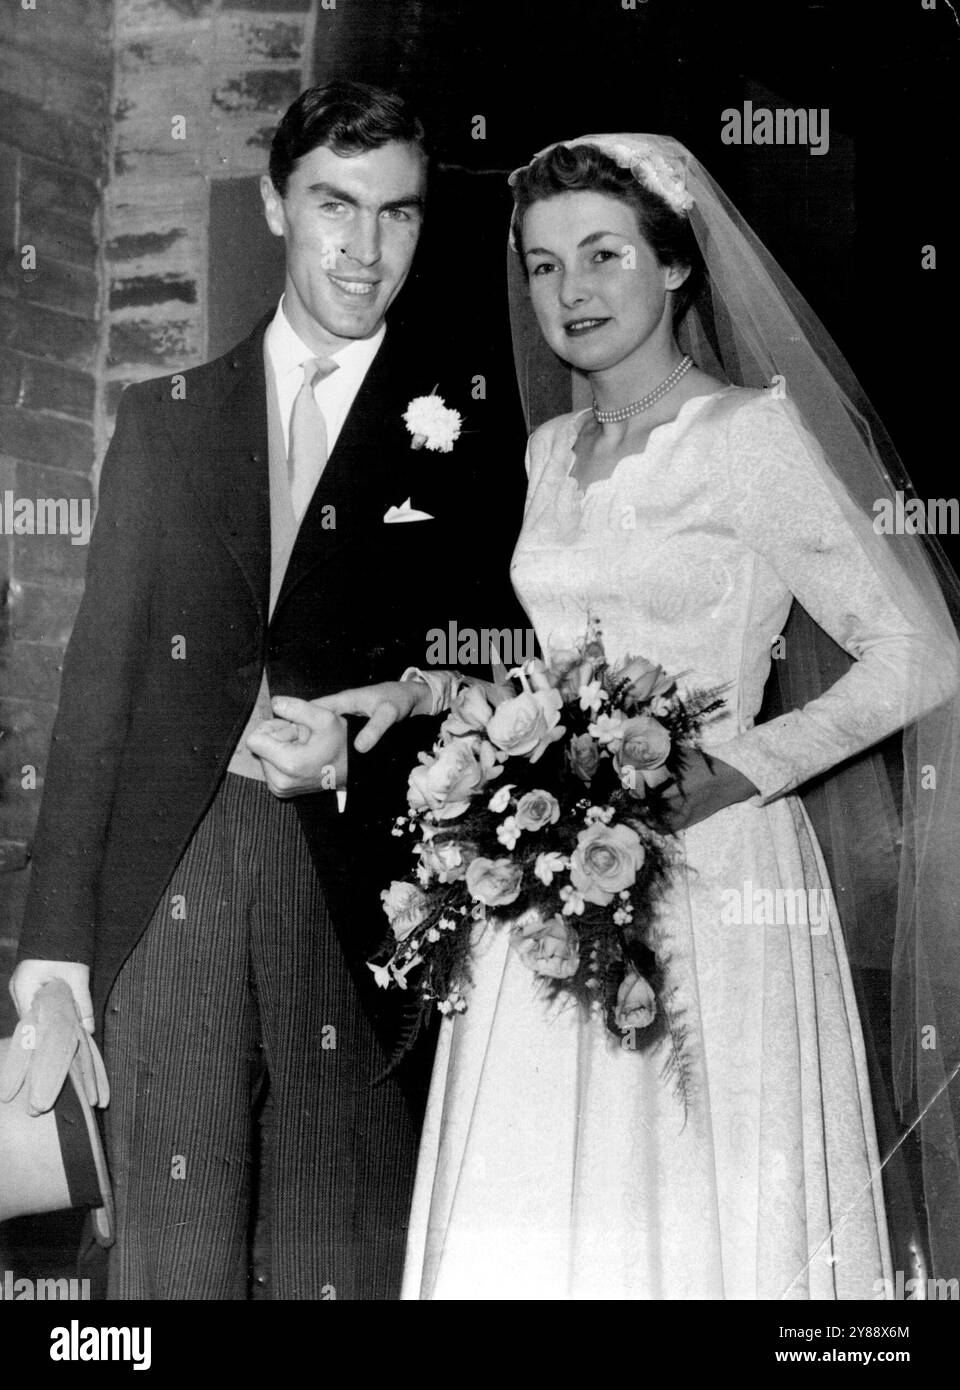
[716,393,959,803]
[399,667,463,715]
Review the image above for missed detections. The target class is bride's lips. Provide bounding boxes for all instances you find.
[564,316,611,336]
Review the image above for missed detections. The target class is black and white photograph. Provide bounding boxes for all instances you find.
[0,0,958,1357]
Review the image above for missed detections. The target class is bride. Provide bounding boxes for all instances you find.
[316,135,960,1299]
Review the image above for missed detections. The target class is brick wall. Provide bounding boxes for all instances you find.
[0,0,319,1032]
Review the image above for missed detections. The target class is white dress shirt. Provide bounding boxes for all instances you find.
[265,295,385,463]
[230,299,385,807]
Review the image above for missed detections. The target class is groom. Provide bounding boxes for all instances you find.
[10,81,525,1299]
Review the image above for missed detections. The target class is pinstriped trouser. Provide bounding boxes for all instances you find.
[102,773,419,1300]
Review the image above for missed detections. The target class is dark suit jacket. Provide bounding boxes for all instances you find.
[17,311,528,1077]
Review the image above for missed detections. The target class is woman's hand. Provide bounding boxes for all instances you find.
[658,748,758,833]
[312,680,433,753]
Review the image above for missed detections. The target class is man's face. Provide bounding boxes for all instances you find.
[261,140,426,353]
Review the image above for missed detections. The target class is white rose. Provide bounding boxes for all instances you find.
[407,739,497,820]
[514,789,561,832]
[380,881,428,941]
[618,655,673,705]
[485,688,564,763]
[569,822,645,906]
[614,971,657,1029]
[513,914,580,980]
[613,713,673,796]
[440,683,494,739]
[419,840,468,883]
[465,856,523,908]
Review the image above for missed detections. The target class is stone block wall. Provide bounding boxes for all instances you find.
[0,0,319,1033]
[0,0,114,1032]
[106,0,316,410]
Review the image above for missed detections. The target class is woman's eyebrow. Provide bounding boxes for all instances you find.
[524,230,624,258]
[578,230,624,247]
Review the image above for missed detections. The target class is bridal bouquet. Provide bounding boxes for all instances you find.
[371,622,726,1088]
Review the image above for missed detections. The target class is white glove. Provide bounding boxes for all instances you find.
[1,961,108,1113]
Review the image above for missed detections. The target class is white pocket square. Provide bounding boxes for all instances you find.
[383,497,434,523]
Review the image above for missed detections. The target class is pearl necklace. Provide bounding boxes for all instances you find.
[592,355,694,424]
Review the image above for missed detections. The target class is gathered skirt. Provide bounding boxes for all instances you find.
[401,795,893,1300]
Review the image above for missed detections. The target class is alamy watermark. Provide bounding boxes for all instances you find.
[1,1270,91,1300]
[719,879,832,933]
[873,1271,959,1300]
[0,491,91,545]
[720,101,830,157]
[873,491,958,535]
[424,623,536,668]
[50,1320,151,1370]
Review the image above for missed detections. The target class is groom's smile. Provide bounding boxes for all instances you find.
[261,140,426,355]
[327,274,379,297]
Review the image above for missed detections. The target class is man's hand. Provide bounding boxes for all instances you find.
[312,681,432,753]
[9,959,94,1032]
[246,698,349,798]
[1,966,108,1114]
[659,748,758,833]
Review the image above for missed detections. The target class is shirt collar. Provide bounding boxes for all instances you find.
[266,295,386,385]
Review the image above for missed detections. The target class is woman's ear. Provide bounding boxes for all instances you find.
[664,261,691,292]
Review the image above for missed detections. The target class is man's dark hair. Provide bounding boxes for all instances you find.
[269,80,428,197]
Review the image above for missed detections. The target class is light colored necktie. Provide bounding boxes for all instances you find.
[287,356,339,521]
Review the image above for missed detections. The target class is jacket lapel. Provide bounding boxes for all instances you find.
[180,318,272,620]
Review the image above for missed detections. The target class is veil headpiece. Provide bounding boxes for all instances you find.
[508,132,960,1282]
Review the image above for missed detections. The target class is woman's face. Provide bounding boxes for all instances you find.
[521,191,688,374]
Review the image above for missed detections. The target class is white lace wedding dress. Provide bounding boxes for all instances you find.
[401,387,950,1300]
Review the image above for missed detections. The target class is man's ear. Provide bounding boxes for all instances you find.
[260,174,285,239]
